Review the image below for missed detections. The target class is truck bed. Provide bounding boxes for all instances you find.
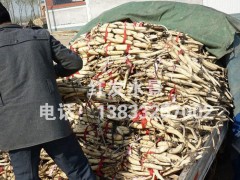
[179,123,228,180]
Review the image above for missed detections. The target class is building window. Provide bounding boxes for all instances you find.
[53,0,84,5]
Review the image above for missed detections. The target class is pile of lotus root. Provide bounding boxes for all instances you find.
[0,22,233,180]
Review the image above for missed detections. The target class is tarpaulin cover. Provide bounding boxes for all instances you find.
[72,1,240,59]
[72,1,240,132]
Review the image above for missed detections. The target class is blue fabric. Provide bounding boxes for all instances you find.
[226,34,240,136]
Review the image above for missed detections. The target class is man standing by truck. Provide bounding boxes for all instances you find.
[0,3,96,180]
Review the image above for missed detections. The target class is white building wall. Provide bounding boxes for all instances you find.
[47,0,204,31]
[88,0,203,20]
[203,0,240,14]
[47,0,214,31]
[46,5,88,31]
[46,0,240,31]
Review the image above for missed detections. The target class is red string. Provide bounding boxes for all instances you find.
[141,118,148,129]
[125,44,131,54]
[139,22,143,27]
[66,74,74,80]
[0,166,3,174]
[93,72,103,80]
[141,150,154,166]
[104,24,110,43]
[85,32,91,39]
[93,59,111,80]
[105,42,111,56]
[146,129,150,135]
[123,22,127,44]
[176,32,181,43]
[125,58,134,73]
[148,168,154,176]
[168,85,177,101]
[98,82,106,88]
[83,125,90,142]
[96,157,105,177]
[132,109,145,122]
[156,137,162,144]
[108,71,115,83]
[104,121,110,136]
[132,109,148,129]
[178,49,184,55]
[70,45,77,54]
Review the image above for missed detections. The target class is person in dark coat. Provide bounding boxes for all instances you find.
[0,3,96,180]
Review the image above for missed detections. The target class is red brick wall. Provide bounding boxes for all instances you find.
[46,0,86,10]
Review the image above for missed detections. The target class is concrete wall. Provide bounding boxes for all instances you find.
[46,5,88,31]
[88,0,203,20]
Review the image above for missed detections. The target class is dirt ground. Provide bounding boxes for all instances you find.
[51,31,78,47]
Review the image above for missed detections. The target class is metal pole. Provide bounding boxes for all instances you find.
[85,0,91,22]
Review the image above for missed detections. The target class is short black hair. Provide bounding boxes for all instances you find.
[0,3,11,24]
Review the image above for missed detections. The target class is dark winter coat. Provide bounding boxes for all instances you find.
[0,24,82,151]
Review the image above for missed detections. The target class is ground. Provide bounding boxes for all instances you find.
[51,31,78,47]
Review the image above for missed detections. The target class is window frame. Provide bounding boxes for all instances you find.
[46,0,86,10]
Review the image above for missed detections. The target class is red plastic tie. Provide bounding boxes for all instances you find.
[132,109,145,122]
[96,157,105,177]
[146,129,150,135]
[141,118,148,129]
[125,44,131,54]
[178,49,184,55]
[168,85,177,101]
[108,71,113,77]
[70,45,77,54]
[125,58,134,73]
[105,42,111,56]
[104,121,110,136]
[93,72,103,80]
[123,22,127,44]
[148,168,154,176]
[104,24,110,43]
[83,125,90,142]
[98,82,106,88]
[85,32,91,39]
[176,32,181,43]
[141,150,154,166]
[156,137,162,144]
[66,74,74,80]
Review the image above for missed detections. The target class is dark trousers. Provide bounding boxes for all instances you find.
[9,134,96,180]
